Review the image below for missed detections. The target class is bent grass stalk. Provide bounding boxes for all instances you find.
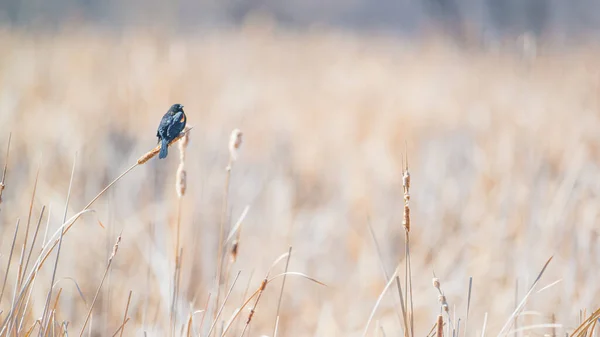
[498,256,554,337]
[362,265,403,337]
[220,268,325,337]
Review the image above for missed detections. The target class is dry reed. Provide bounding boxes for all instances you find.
[171,125,190,336]
[214,128,243,333]
[41,154,77,334]
[0,133,11,207]
[118,290,132,337]
[401,151,414,337]
[79,233,122,336]
[218,253,325,337]
[0,30,597,336]
[272,246,292,337]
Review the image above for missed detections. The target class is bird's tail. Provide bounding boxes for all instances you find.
[159,138,169,159]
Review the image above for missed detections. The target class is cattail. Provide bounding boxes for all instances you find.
[228,129,243,162]
[175,126,190,198]
[0,182,4,205]
[402,172,410,231]
[402,155,411,232]
[110,235,122,261]
[230,239,239,263]
[438,294,447,306]
[176,164,187,198]
[438,294,449,313]
[137,128,192,165]
[436,314,444,337]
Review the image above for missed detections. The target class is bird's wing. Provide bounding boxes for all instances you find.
[166,112,184,137]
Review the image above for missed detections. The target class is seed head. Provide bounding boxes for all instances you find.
[436,314,444,337]
[432,277,440,289]
[438,294,447,306]
[230,240,239,263]
[176,164,187,198]
[228,129,243,161]
[110,235,122,261]
[403,170,411,190]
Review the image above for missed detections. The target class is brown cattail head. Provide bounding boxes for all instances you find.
[246,308,255,324]
[230,239,239,263]
[259,278,268,291]
[403,205,410,232]
[137,128,192,165]
[0,182,4,204]
[228,129,243,161]
[176,163,187,198]
[432,277,440,289]
[436,314,444,337]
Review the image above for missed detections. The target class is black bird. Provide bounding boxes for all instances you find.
[156,103,187,159]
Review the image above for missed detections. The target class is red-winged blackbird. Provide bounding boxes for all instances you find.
[156,103,187,159]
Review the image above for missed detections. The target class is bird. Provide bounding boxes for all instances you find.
[156,103,187,159]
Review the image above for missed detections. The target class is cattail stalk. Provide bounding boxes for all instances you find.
[433,273,453,333]
[0,219,19,308]
[214,129,243,330]
[41,154,77,335]
[0,133,11,206]
[273,247,293,336]
[119,291,133,337]
[401,149,414,337]
[171,126,190,335]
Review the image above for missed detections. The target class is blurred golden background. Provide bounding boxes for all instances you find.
[0,2,600,336]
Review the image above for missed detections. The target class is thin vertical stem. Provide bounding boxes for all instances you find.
[41,153,77,335]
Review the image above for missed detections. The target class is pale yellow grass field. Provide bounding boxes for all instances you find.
[0,26,598,336]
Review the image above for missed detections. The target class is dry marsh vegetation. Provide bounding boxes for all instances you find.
[0,26,599,336]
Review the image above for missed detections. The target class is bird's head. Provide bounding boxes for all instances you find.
[169,104,185,115]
